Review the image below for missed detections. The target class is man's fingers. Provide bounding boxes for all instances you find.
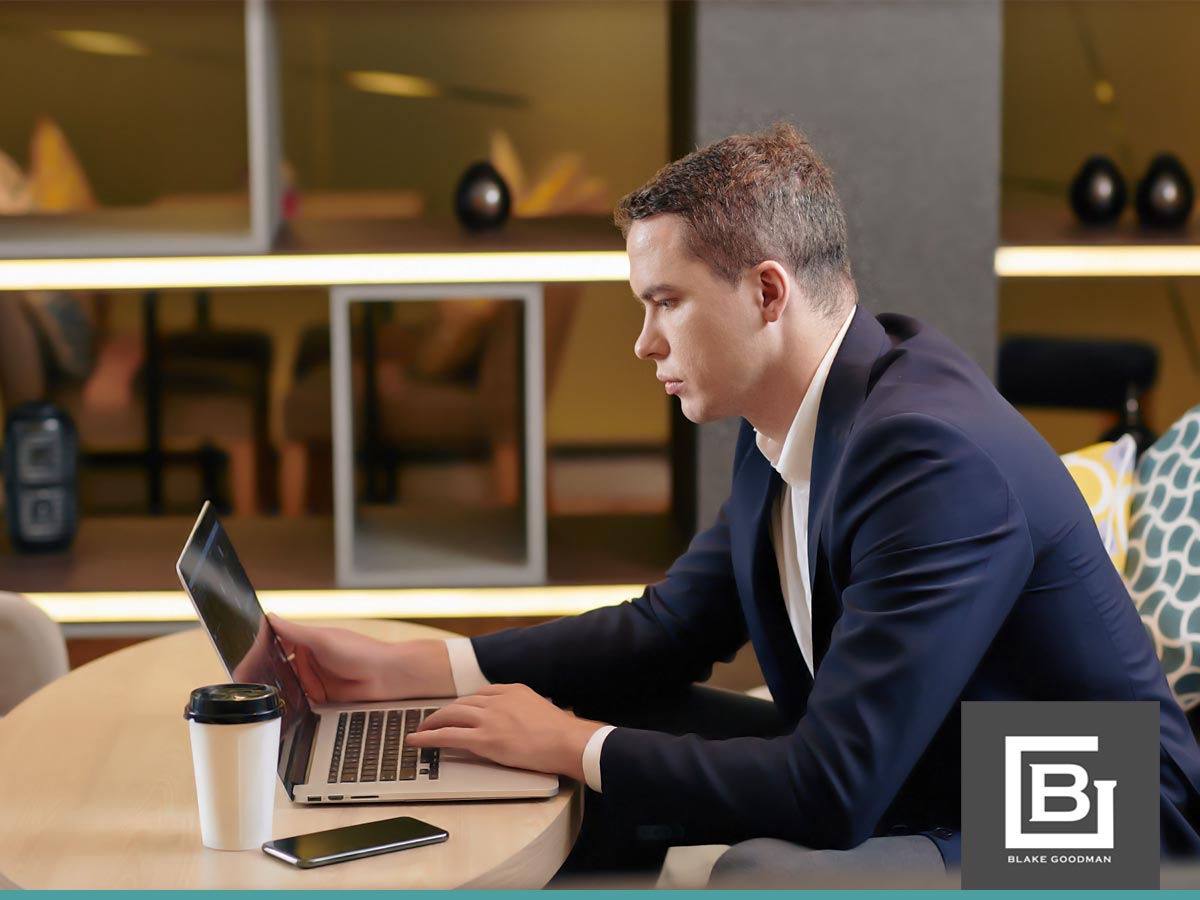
[406,726,479,752]
[475,683,523,696]
[268,613,332,645]
[267,614,296,653]
[448,695,491,709]
[269,614,345,658]
[418,705,484,731]
[291,648,328,704]
[268,613,316,655]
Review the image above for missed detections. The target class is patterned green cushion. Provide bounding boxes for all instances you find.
[1125,407,1200,711]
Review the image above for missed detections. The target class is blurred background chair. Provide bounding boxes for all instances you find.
[279,284,580,516]
[0,591,67,718]
[0,591,66,889]
[0,290,271,515]
[997,336,1159,456]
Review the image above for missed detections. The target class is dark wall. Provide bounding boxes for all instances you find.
[689,0,1002,527]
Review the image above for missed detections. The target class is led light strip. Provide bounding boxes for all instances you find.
[25,585,640,624]
[995,245,1200,278]
[0,251,631,291]
[7,246,1199,289]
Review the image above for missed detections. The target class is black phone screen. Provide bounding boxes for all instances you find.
[263,816,449,868]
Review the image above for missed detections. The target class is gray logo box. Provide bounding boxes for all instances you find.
[961,701,1159,889]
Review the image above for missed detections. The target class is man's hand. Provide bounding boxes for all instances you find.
[267,614,456,703]
[407,683,605,781]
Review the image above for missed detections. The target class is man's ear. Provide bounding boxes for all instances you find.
[756,261,790,323]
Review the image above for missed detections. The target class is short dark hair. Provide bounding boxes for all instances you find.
[614,122,854,316]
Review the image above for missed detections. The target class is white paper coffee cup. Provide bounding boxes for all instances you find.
[184,684,283,851]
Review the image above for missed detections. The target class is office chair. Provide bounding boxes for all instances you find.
[997,337,1159,456]
[0,592,68,717]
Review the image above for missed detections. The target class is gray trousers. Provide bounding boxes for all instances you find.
[710,834,959,889]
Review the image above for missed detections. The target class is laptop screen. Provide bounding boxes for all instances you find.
[176,502,316,796]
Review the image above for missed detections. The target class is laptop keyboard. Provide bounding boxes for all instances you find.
[327,708,441,783]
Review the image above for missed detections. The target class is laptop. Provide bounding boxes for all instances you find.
[176,501,559,804]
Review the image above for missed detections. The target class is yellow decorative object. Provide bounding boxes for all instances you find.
[488,131,527,203]
[1060,434,1137,571]
[489,130,610,218]
[0,149,32,215]
[28,117,96,213]
[516,154,585,217]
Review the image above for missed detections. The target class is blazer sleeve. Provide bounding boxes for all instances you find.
[592,413,1036,849]
[470,429,758,706]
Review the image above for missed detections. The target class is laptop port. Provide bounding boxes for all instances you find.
[327,794,344,801]
[350,795,378,800]
[306,796,321,802]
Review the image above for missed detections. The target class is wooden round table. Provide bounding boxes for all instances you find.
[0,620,580,889]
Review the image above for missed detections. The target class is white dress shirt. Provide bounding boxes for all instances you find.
[753,303,856,677]
[445,304,858,792]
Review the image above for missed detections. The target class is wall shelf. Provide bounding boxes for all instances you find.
[0,217,628,290]
[7,209,1200,287]
[997,208,1200,278]
[0,512,678,635]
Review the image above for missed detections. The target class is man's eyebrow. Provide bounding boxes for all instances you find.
[635,283,679,302]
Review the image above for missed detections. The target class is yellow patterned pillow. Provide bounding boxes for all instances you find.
[1060,434,1137,571]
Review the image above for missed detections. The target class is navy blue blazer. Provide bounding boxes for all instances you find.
[473,309,1200,867]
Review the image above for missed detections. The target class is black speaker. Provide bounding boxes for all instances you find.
[3,403,78,552]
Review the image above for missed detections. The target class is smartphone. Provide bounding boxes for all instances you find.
[262,815,449,869]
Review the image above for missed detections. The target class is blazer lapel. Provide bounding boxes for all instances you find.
[737,449,813,721]
[807,309,892,668]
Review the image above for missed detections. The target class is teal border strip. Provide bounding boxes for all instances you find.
[14,891,1200,899]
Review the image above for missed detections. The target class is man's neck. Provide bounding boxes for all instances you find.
[746,310,847,445]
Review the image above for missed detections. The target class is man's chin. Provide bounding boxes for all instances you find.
[678,398,719,425]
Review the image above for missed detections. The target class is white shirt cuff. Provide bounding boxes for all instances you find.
[582,725,617,793]
[443,638,491,697]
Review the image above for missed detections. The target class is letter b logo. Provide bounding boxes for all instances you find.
[1005,736,1115,849]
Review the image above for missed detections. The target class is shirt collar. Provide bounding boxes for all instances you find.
[756,304,858,487]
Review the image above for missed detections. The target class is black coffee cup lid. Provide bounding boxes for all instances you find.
[184,683,283,725]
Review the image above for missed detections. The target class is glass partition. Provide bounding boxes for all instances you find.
[332,285,544,587]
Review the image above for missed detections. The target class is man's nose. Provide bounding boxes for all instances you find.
[635,316,666,360]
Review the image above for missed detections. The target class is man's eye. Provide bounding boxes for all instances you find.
[656,299,675,310]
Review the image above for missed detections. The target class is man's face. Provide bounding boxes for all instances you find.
[627,214,763,424]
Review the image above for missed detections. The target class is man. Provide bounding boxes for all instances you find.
[271,124,1200,885]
